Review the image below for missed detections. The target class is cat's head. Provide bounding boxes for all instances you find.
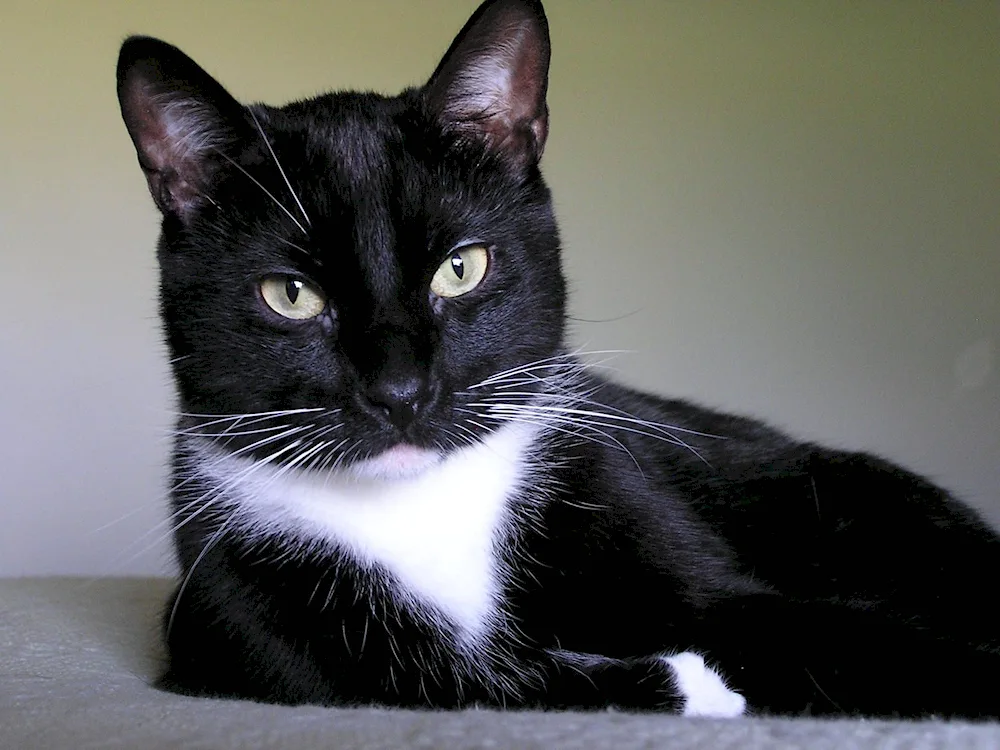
[118,0,566,478]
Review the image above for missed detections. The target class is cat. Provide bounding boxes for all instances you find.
[117,0,1000,717]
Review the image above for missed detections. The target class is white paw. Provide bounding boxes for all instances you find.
[662,652,746,718]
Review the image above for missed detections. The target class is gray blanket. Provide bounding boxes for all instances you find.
[2,577,997,749]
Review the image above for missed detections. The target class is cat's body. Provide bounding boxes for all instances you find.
[118,0,1000,717]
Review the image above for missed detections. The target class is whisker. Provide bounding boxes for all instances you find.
[248,107,311,228]
[166,513,238,640]
[452,421,482,446]
[478,399,723,441]
[215,150,308,236]
[469,349,627,389]
[111,426,314,565]
[460,407,645,476]
[477,402,709,464]
[171,437,308,535]
[257,427,343,488]
[170,424,292,439]
[173,407,327,420]
[265,231,312,258]
[318,438,353,477]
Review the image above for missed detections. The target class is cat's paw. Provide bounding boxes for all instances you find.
[662,652,746,718]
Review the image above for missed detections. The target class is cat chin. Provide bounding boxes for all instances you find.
[342,444,444,481]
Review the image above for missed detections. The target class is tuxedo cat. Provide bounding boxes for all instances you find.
[117,0,1000,717]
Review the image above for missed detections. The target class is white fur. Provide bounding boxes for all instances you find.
[663,652,746,718]
[153,92,225,160]
[444,26,533,126]
[451,54,513,120]
[190,423,537,642]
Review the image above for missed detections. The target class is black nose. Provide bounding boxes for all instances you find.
[364,374,424,431]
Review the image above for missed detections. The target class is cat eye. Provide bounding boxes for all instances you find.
[430,244,489,298]
[260,275,327,319]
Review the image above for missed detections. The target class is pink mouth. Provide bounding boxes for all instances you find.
[348,443,442,480]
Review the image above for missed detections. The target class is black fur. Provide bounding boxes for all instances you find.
[118,0,1000,717]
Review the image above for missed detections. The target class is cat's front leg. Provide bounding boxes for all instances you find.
[538,649,746,716]
[661,652,748,717]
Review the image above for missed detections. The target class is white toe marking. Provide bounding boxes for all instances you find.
[662,652,746,718]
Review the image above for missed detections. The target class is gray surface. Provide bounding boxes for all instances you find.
[2,578,999,749]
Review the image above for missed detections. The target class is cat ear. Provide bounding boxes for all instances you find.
[425,0,551,165]
[117,36,246,219]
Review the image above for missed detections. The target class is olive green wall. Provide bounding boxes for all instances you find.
[1,1,997,574]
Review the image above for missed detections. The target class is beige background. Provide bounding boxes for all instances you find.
[1,1,997,576]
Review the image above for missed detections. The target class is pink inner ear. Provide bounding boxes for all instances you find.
[504,19,548,123]
[120,74,222,216]
[426,1,550,164]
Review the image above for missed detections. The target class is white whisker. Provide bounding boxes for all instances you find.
[248,107,311,228]
[171,424,292,439]
[174,436,308,532]
[479,399,722,441]
[477,402,710,466]
[215,150,308,236]
[173,407,327,420]
[166,513,238,640]
[469,349,627,390]
[109,425,317,567]
[265,231,311,257]
[459,407,644,476]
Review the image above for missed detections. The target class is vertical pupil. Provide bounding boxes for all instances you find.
[451,254,465,279]
[286,279,302,304]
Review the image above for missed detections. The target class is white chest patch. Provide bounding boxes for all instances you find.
[190,424,537,641]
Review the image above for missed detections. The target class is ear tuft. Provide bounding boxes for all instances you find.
[425,0,551,166]
[117,36,245,218]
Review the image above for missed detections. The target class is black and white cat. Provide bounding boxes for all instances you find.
[117,0,1000,717]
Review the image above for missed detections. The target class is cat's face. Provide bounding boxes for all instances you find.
[118,0,565,478]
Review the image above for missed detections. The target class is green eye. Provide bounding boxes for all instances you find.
[260,275,327,319]
[430,244,489,298]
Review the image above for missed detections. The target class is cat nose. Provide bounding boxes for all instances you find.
[364,374,425,431]
[354,322,432,431]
